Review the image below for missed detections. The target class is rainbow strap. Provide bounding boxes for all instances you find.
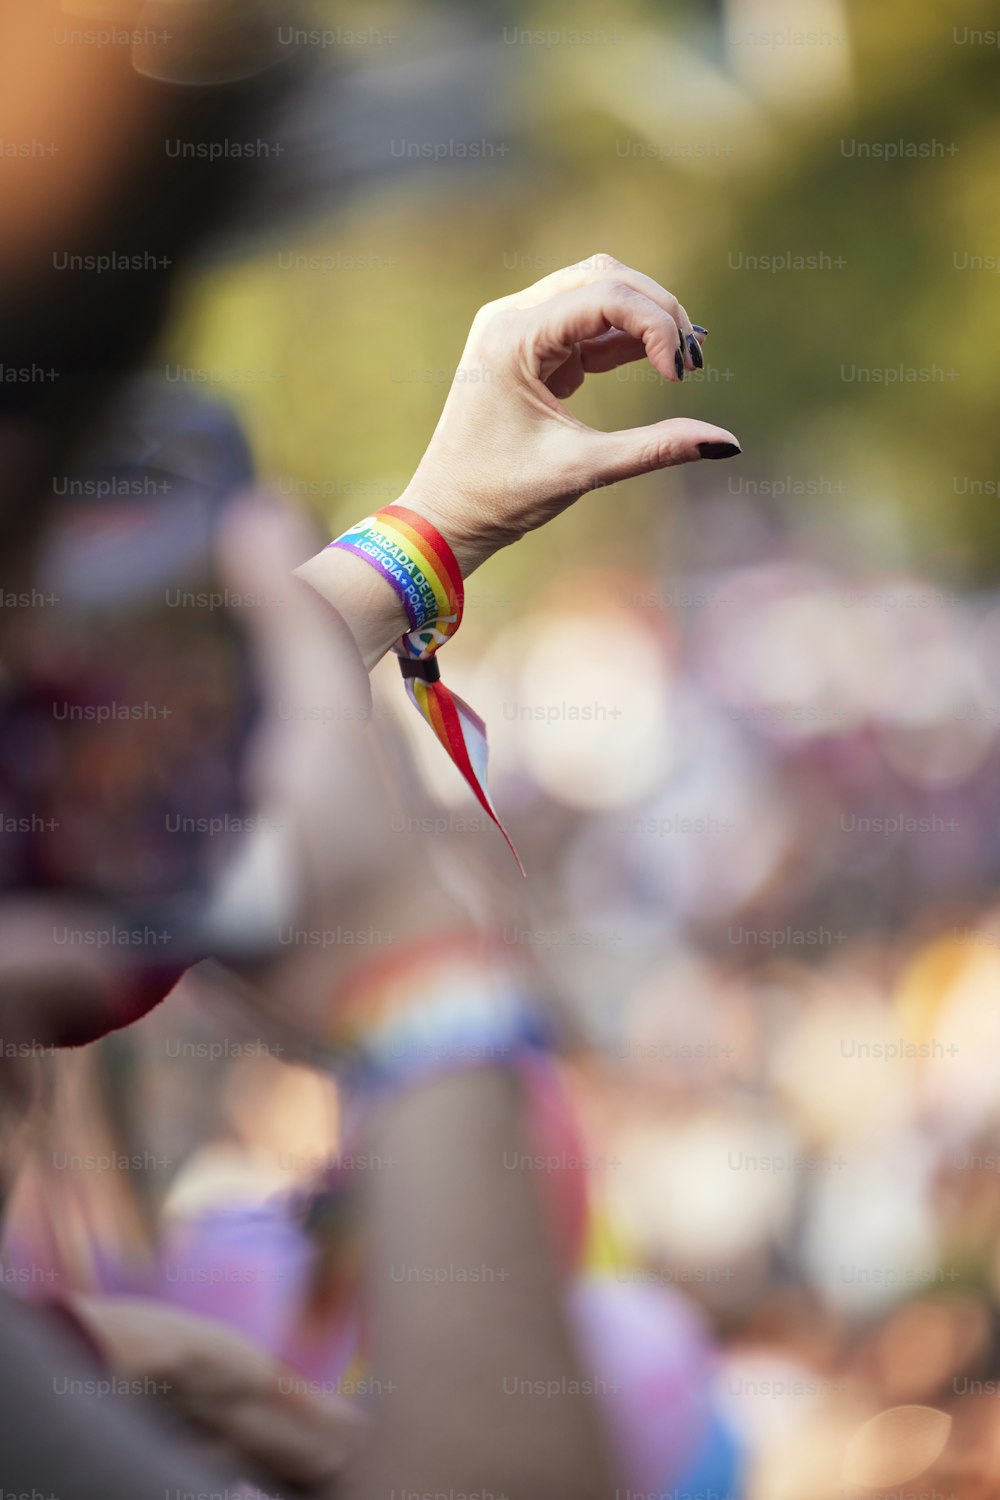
[322,932,552,1096]
[330,504,523,872]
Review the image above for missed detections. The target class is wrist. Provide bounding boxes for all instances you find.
[397,473,508,580]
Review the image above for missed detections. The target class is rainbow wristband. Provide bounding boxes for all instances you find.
[329,505,522,872]
[321,934,554,1098]
[332,507,459,634]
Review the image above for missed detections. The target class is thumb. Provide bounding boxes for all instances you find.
[585,416,742,486]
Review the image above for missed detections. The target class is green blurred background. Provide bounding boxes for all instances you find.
[168,0,1000,605]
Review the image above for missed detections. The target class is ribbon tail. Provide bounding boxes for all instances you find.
[405,676,525,877]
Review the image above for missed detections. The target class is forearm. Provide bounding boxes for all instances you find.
[294,543,410,672]
[347,1066,614,1500]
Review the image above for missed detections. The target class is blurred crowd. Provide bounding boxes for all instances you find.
[8,454,1000,1495]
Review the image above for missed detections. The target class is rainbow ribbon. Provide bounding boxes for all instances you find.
[330,504,523,873]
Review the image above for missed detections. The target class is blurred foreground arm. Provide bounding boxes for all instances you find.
[347,1064,614,1500]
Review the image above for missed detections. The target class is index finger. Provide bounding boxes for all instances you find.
[503,253,704,368]
[518,279,685,384]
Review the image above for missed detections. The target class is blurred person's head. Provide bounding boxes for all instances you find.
[0,0,304,567]
[0,3,330,1079]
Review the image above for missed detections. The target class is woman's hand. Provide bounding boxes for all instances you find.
[399,253,741,576]
[296,255,740,662]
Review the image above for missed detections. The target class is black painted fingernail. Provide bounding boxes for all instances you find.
[674,346,685,380]
[697,441,741,459]
[687,333,704,370]
[692,324,709,337]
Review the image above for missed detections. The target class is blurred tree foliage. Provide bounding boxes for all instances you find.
[167,0,1000,613]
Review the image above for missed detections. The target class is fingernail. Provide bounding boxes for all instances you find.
[687,333,704,370]
[674,346,685,381]
[692,324,709,337]
[697,441,741,460]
